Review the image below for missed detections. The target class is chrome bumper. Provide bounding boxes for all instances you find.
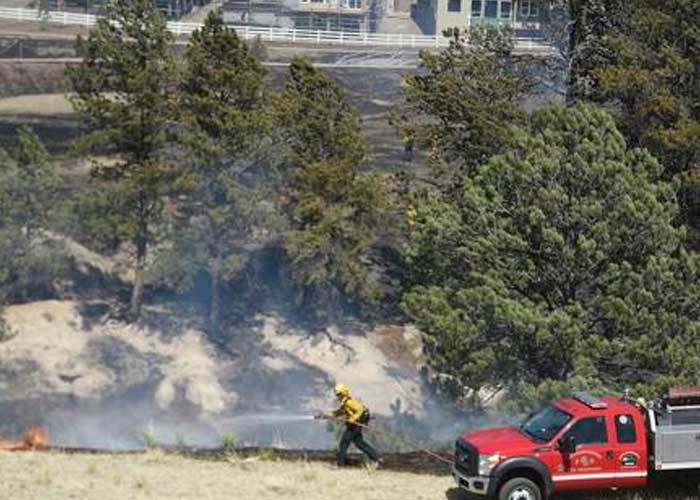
[452,465,490,496]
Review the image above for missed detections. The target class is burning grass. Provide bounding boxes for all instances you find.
[0,451,698,500]
[0,426,47,451]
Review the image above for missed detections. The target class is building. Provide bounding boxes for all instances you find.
[414,0,542,36]
[223,0,374,32]
[43,0,212,19]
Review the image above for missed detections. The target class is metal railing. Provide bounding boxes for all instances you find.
[0,6,550,50]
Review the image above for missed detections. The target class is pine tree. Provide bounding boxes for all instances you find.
[66,0,179,319]
[402,104,700,405]
[541,0,627,103]
[394,26,530,185]
[163,12,273,335]
[590,0,700,245]
[276,58,392,311]
[0,128,65,305]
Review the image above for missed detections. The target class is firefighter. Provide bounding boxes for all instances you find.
[318,383,381,467]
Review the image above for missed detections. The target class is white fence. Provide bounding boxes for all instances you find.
[0,6,549,51]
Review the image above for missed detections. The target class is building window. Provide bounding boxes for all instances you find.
[471,0,482,17]
[448,0,461,12]
[347,0,362,8]
[484,0,497,17]
[520,0,538,17]
[500,0,511,17]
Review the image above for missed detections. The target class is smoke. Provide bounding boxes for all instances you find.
[0,239,520,454]
[0,299,521,452]
[38,397,333,450]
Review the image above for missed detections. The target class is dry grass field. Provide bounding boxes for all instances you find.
[0,451,453,500]
[2,451,700,500]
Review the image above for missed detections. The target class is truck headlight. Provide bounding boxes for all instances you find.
[478,453,501,476]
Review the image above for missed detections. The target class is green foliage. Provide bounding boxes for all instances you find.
[0,127,67,304]
[541,0,627,103]
[57,181,132,255]
[66,0,180,318]
[140,424,160,450]
[219,432,238,454]
[276,58,365,168]
[591,0,700,243]
[157,11,275,333]
[395,26,530,183]
[402,104,700,405]
[276,59,392,310]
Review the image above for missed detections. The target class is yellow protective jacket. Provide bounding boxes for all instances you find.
[333,396,365,424]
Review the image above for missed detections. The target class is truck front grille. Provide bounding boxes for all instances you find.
[454,439,477,476]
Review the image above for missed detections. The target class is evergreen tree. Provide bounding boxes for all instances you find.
[541,0,626,103]
[162,12,273,335]
[0,128,65,305]
[276,58,392,311]
[394,27,530,185]
[66,0,179,319]
[591,0,700,244]
[402,105,700,405]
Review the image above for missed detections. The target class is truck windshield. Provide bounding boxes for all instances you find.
[520,405,571,443]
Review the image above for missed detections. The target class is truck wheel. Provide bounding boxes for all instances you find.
[497,477,542,500]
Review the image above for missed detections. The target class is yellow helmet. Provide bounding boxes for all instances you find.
[334,383,350,398]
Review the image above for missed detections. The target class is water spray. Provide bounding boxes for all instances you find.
[216,414,317,426]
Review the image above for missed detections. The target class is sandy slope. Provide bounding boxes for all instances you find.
[0,298,431,448]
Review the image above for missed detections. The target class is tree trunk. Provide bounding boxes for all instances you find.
[566,0,580,106]
[208,271,221,337]
[130,235,147,320]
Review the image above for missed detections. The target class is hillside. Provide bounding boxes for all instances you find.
[0,298,430,450]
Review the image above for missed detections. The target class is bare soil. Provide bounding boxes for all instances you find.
[0,63,407,165]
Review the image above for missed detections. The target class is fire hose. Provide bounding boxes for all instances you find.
[317,415,453,466]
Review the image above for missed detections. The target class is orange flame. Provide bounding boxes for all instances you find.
[0,426,48,451]
[23,426,48,450]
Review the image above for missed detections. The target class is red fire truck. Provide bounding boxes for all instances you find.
[452,389,700,500]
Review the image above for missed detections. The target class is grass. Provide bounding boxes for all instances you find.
[0,452,697,500]
[0,451,451,500]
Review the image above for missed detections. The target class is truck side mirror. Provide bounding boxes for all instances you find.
[557,435,577,454]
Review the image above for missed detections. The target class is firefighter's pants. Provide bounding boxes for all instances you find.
[337,424,379,465]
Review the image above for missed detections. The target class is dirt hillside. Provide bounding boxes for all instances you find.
[0,299,430,449]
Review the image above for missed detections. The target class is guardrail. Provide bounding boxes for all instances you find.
[0,6,549,51]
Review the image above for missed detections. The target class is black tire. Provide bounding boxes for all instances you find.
[497,477,543,500]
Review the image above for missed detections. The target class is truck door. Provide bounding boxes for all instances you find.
[612,413,648,488]
[550,416,617,490]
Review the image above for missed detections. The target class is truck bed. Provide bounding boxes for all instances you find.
[653,411,700,470]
